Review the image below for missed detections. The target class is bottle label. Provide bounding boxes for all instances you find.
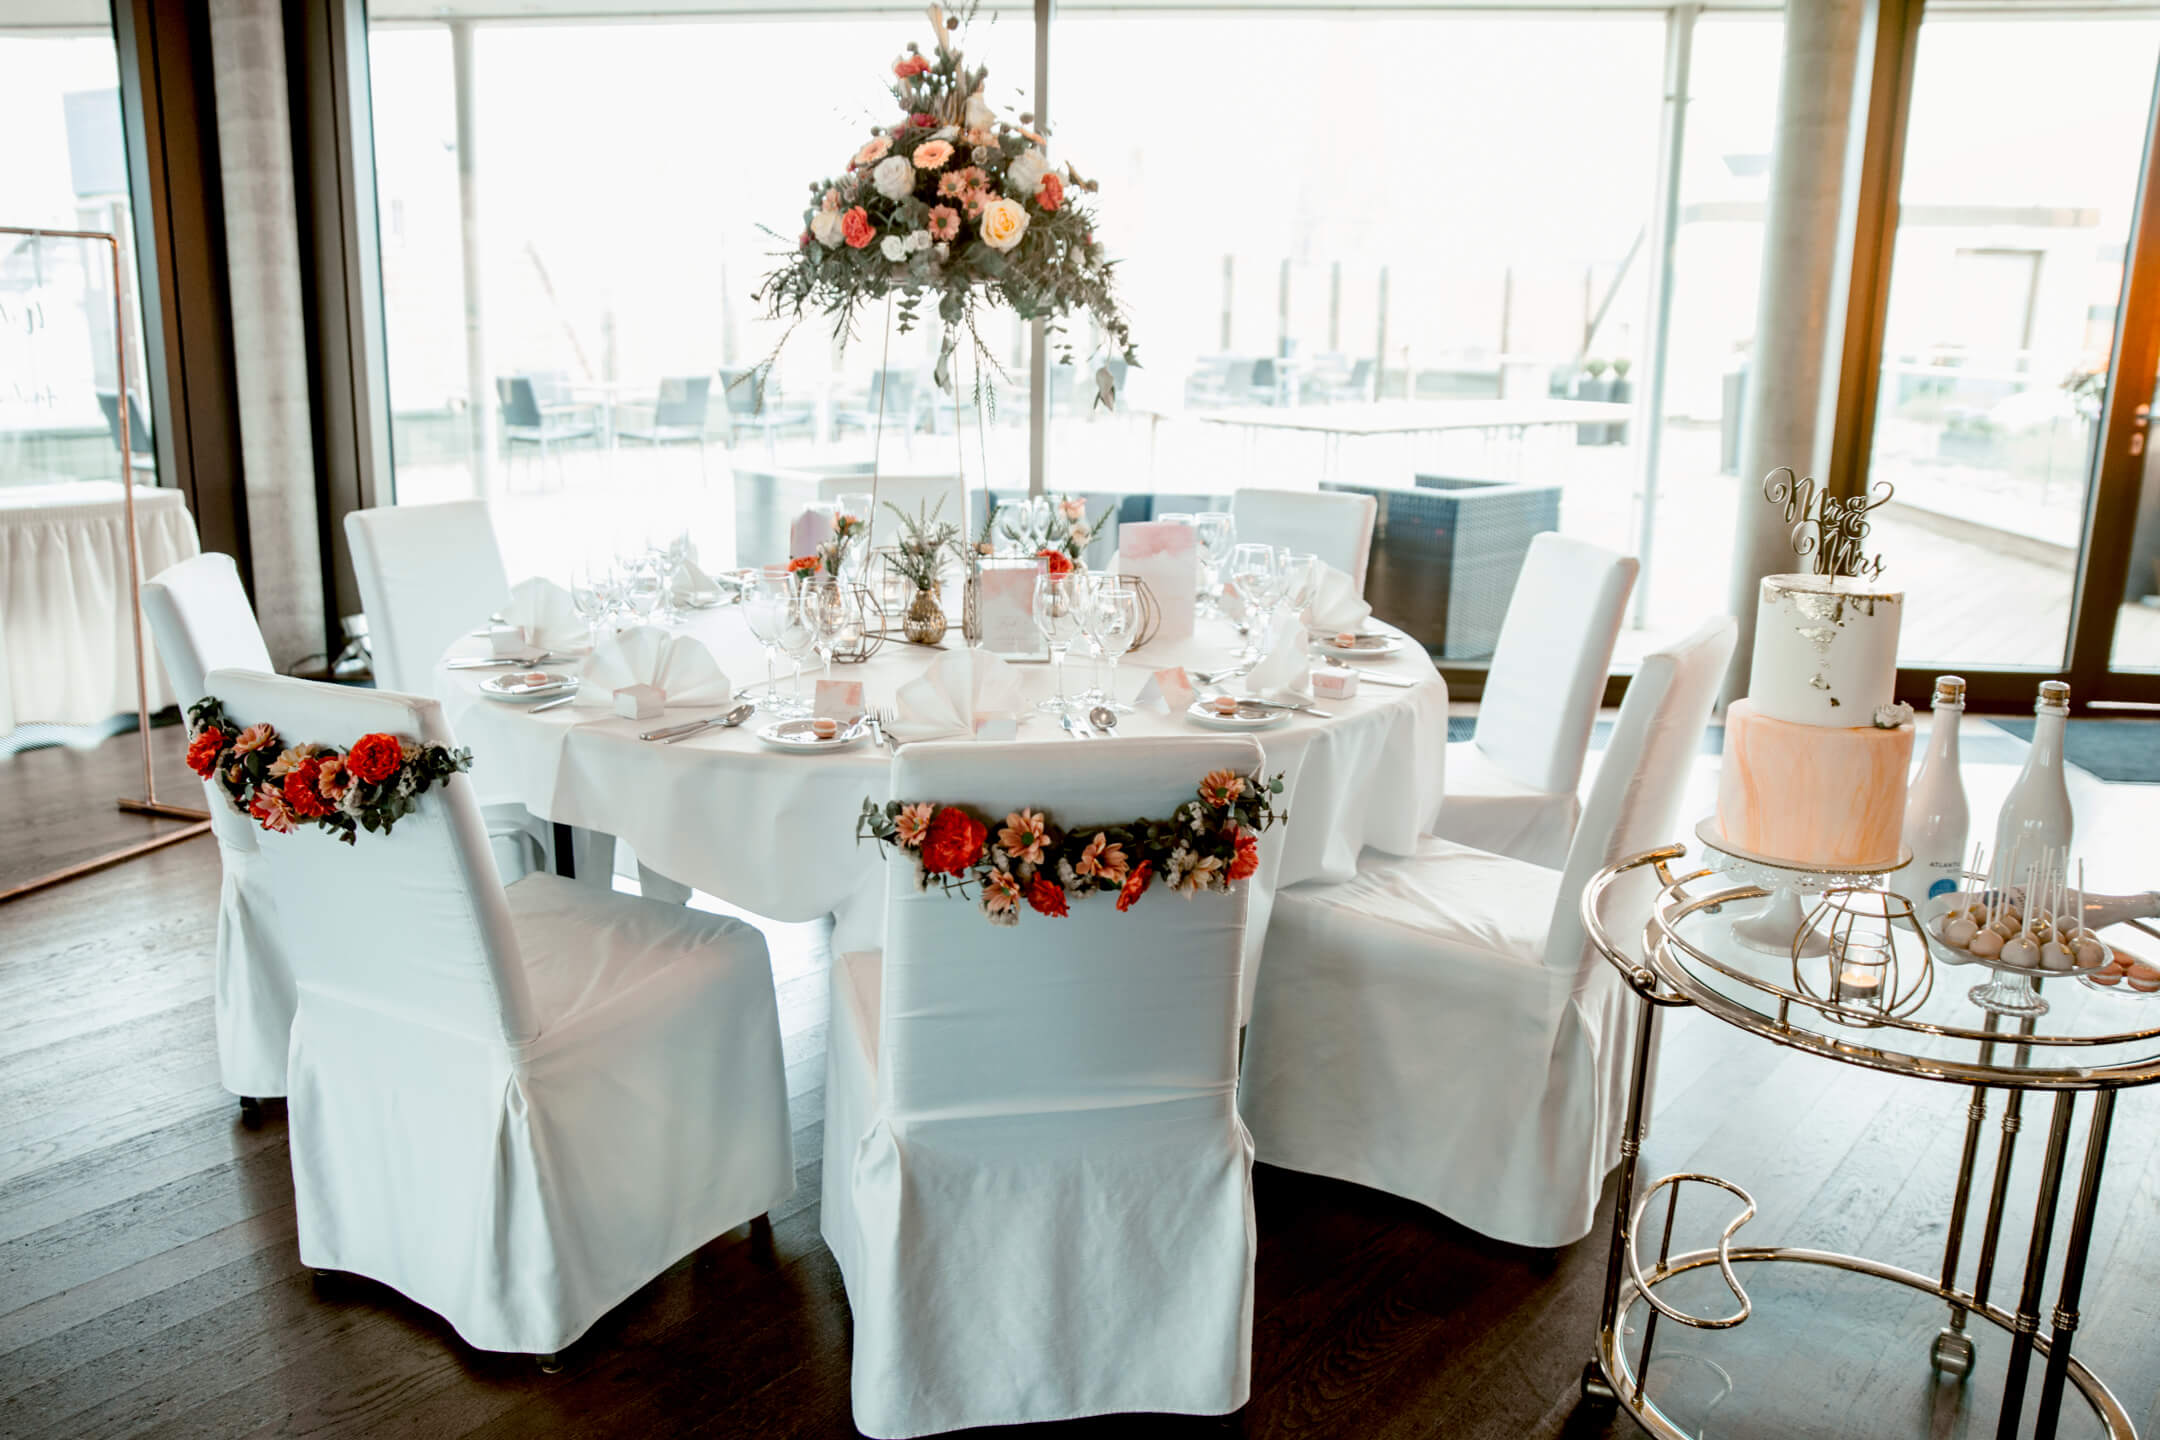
[1926,876,1958,901]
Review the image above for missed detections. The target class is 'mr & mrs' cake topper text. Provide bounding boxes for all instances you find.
[1762,467,1890,582]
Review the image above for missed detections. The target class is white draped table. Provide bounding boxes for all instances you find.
[434,609,1447,1011]
[1,482,200,733]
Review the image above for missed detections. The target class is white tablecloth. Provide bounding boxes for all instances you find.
[433,609,1448,1004]
[1,482,200,732]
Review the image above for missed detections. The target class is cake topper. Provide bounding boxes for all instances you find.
[1762,467,1890,581]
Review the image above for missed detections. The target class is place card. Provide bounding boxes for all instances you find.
[488,623,530,657]
[814,679,865,722]
[613,683,665,720]
[1135,666,1197,716]
[978,557,1048,661]
[1119,522,1197,643]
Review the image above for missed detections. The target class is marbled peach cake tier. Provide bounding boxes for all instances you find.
[1716,699,1914,869]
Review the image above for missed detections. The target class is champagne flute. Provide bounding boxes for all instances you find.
[1228,543,1279,662]
[624,554,664,623]
[1032,571,1088,715]
[1090,584,1142,712]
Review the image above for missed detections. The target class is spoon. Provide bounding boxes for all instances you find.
[644,700,755,743]
[1088,704,1119,735]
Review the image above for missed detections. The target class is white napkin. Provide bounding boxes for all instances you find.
[672,556,722,604]
[1242,611,1312,700]
[888,649,1026,741]
[507,577,590,653]
[572,626,732,710]
[1303,561,1372,634]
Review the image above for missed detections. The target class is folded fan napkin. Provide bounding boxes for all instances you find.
[888,649,1026,741]
[572,626,732,710]
[1303,561,1372,634]
[1241,611,1313,700]
[507,576,591,653]
[672,556,723,604]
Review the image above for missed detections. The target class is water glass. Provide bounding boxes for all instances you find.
[1278,551,1321,623]
[801,577,849,681]
[1089,585,1142,712]
[744,569,804,715]
[1228,543,1280,659]
[774,589,819,710]
[568,559,609,647]
[1195,511,1235,614]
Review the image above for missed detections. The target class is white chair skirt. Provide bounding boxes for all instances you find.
[288,875,793,1354]
[823,950,1255,1438]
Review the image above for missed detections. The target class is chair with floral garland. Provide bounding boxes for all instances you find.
[142,552,295,1115]
[200,668,793,1364]
[824,736,1267,1437]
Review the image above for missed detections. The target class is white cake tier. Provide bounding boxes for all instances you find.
[1747,573,1903,728]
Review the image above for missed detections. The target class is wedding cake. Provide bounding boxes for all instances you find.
[1716,573,1914,869]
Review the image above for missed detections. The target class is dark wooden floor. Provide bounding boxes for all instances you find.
[3,727,2158,1439]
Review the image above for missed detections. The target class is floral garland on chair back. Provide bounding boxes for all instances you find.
[186,697,472,843]
[755,4,1137,409]
[859,767,1284,926]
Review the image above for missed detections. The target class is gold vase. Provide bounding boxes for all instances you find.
[903,584,946,644]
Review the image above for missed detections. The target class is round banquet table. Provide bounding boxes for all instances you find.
[433,607,1448,1010]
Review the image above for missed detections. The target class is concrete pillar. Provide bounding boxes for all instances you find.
[1723,0,1867,703]
[207,0,326,668]
[452,20,493,496]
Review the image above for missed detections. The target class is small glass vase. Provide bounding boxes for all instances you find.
[903,584,946,645]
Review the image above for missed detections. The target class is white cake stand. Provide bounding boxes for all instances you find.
[1694,818,1913,958]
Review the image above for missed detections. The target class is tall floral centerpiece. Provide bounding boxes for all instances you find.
[755,4,1138,579]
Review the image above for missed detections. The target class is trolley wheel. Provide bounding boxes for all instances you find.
[1580,1359,1618,1406]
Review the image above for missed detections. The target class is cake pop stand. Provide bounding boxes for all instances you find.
[1694,819,1911,959]
[1921,890,2117,1020]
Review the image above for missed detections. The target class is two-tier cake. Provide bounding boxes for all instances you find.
[1715,573,1914,869]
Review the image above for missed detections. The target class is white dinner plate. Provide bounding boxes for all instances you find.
[1186,699,1287,731]
[479,671,578,703]
[757,718,871,753]
[1309,632,1400,660]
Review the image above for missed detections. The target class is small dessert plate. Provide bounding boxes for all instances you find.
[1186,699,1286,731]
[479,671,577,703]
[1310,632,1400,660]
[757,718,870,753]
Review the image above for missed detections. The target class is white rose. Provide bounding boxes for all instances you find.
[907,229,933,252]
[879,233,910,262]
[976,196,1029,252]
[934,242,951,261]
[963,91,995,131]
[1005,147,1049,198]
[871,154,915,202]
[810,209,845,248]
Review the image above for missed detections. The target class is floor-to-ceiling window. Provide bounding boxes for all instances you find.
[0,21,154,492]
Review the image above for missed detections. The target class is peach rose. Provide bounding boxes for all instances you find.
[977,196,1028,252]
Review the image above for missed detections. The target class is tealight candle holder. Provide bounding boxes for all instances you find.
[1829,939,1893,1027]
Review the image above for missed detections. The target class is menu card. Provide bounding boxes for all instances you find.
[977,557,1048,660]
[1119,522,1197,643]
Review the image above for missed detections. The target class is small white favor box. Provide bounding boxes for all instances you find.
[613,683,666,720]
[488,623,530,657]
[1311,666,1359,701]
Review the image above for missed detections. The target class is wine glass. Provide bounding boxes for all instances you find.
[1089,584,1142,712]
[1228,543,1279,661]
[1033,571,1088,715]
[774,585,818,711]
[1195,511,1235,616]
[1278,551,1321,627]
[802,577,850,682]
[623,554,664,623]
[568,558,609,648]
[744,569,802,715]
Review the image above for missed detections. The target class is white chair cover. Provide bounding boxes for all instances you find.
[1229,487,1378,596]
[824,736,1263,1437]
[205,669,793,1354]
[1432,533,1637,866]
[345,500,548,880]
[1240,617,1733,1247]
[141,553,297,1099]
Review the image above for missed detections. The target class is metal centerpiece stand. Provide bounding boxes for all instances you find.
[1579,844,2160,1440]
[0,226,209,906]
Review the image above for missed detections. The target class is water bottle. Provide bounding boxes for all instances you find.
[1990,680,2073,889]
[1895,676,1968,914]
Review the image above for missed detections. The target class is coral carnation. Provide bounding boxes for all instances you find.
[282,758,334,819]
[186,729,226,778]
[920,806,988,875]
[1037,549,1073,575]
[841,206,875,249]
[1228,826,1260,881]
[346,732,404,785]
[1025,873,1069,918]
[1037,171,1064,212]
[1116,860,1154,912]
